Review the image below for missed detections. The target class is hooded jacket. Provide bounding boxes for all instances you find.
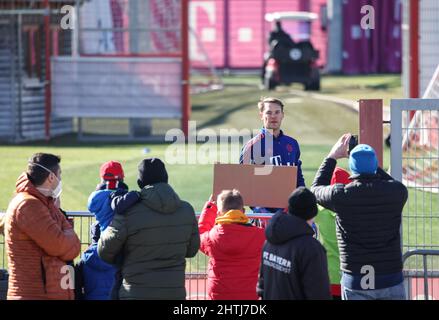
[79,189,138,300]
[87,182,131,231]
[97,182,200,300]
[4,173,81,300]
[257,212,331,300]
[88,189,116,232]
[198,202,265,300]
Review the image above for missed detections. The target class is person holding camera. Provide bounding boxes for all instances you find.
[310,134,408,300]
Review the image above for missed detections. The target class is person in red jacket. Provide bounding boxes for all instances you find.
[198,189,265,300]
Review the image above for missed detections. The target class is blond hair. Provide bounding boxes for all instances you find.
[217,189,244,213]
[258,97,284,113]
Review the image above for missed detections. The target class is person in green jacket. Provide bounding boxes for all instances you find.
[98,158,200,300]
[314,167,351,300]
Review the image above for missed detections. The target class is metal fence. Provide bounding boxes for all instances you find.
[0,211,272,300]
[391,98,439,300]
[0,5,74,142]
[3,188,439,300]
[53,0,190,140]
[403,250,439,300]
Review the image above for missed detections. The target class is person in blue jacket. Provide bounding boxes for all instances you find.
[240,97,305,214]
[75,222,115,300]
[76,161,139,300]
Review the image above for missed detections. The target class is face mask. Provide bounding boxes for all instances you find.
[30,162,63,199]
[51,179,62,199]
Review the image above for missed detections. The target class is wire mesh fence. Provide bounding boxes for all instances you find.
[391,99,439,300]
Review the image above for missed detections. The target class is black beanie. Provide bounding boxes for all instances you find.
[288,187,318,221]
[137,158,168,189]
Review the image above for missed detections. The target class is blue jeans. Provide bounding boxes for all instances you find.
[341,282,406,300]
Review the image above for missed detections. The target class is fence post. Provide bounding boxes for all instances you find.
[359,99,383,167]
[423,254,429,300]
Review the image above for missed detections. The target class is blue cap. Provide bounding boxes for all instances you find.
[349,144,378,175]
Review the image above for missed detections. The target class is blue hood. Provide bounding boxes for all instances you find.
[88,190,112,213]
[87,190,114,231]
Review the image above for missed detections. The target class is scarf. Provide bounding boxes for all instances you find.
[215,209,249,225]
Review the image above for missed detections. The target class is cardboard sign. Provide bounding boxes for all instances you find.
[213,164,297,208]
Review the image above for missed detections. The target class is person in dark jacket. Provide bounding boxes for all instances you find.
[269,20,294,48]
[257,187,331,300]
[97,158,200,300]
[310,134,408,300]
[261,20,295,82]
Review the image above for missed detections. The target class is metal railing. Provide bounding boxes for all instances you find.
[4,211,439,300]
[0,210,272,300]
[403,249,439,300]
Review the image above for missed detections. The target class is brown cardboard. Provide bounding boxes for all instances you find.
[213,164,297,208]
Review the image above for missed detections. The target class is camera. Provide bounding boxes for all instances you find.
[348,135,358,155]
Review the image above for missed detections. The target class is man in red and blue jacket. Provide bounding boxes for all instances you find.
[240,97,305,213]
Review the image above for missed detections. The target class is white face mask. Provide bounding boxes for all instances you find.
[51,179,62,199]
[31,162,63,199]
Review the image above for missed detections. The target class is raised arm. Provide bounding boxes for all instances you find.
[110,190,141,215]
[198,200,218,256]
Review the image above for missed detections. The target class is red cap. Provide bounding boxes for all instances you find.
[100,161,124,180]
[331,167,351,185]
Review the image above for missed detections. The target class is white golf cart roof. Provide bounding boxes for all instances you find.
[265,11,318,22]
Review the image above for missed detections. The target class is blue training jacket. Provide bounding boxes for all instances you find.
[239,128,305,187]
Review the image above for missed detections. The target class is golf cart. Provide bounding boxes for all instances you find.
[263,11,321,91]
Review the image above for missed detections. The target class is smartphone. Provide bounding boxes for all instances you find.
[348,135,358,155]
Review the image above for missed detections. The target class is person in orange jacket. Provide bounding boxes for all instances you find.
[4,153,81,300]
[198,189,265,300]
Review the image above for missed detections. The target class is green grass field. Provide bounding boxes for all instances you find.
[1,74,437,272]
